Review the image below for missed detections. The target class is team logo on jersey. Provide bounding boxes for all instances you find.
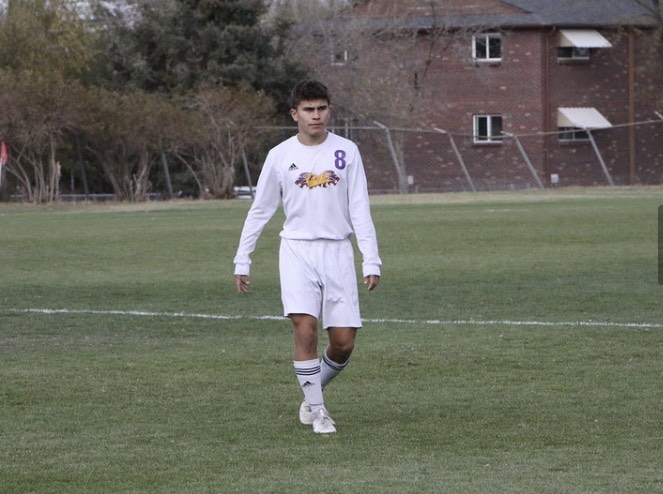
[295,171,340,189]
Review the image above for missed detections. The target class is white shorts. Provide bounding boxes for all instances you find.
[279,237,361,329]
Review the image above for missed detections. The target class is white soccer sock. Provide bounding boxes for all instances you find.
[294,358,324,414]
[320,349,349,390]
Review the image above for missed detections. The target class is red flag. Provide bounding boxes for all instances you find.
[0,142,7,167]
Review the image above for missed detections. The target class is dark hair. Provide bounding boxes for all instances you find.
[289,79,331,109]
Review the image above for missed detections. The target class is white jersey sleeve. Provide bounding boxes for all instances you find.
[346,142,381,277]
[232,150,282,276]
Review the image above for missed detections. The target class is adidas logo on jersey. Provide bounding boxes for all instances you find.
[289,163,299,171]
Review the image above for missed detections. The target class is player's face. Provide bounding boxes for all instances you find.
[290,98,331,145]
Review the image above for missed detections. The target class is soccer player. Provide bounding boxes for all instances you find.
[233,79,381,434]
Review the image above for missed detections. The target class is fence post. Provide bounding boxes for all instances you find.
[241,145,254,199]
[505,133,544,189]
[160,152,174,199]
[587,130,614,186]
[434,128,476,192]
[374,121,408,194]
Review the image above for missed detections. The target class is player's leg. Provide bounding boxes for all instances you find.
[319,239,361,390]
[291,313,318,361]
[291,313,335,432]
[321,327,356,389]
[295,326,355,429]
[279,240,334,432]
[290,313,326,416]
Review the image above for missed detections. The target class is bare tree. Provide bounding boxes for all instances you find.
[171,87,275,199]
[0,73,89,202]
[277,0,487,192]
[0,0,98,201]
[81,89,186,201]
[281,0,486,127]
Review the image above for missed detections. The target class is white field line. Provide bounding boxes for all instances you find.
[5,308,662,330]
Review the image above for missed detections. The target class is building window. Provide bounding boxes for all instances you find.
[474,115,503,143]
[557,47,590,60]
[473,33,501,62]
[557,29,611,61]
[331,49,348,66]
[558,127,590,142]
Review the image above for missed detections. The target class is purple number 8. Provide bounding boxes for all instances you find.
[334,149,347,170]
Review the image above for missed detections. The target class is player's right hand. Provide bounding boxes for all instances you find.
[235,275,251,293]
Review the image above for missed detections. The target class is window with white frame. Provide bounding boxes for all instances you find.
[473,33,502,62]
[558,127,590,142]
[473,115,503,143]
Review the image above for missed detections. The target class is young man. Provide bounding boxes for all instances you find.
[233,79,381,434]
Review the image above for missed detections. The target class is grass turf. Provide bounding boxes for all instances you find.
[0,187,661,493]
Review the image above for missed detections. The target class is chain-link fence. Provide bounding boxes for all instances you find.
[252,118,663,194]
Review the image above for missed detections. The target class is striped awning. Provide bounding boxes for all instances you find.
[558,29,612,48]
[557,108,613,129]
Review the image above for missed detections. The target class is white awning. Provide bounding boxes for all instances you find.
[558,29,612,48]
[557,107,613,129]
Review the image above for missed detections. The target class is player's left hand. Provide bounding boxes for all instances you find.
[235,275,251,293]
[363,275,380,291]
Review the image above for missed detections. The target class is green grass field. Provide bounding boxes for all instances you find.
[1,187,662,493]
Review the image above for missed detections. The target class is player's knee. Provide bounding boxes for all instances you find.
[330,338,355,360]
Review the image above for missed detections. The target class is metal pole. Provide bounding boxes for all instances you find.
[509,133,544,189]
[75,135,90,199]
[0,145,4,191]
[160,152,174,199]
[587,130,614,186]
[627,29,636,184]
[241,145,254,199]
[434,128,476,192]
[374,121,408,194]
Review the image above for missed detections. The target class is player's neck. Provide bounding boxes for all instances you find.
[297,130,329,146]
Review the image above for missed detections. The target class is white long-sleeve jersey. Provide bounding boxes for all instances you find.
[233,132,381,277]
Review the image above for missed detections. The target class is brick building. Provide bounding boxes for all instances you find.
[300,0,663,192]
